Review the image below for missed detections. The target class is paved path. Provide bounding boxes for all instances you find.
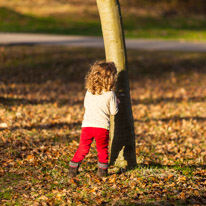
[0,32,206,52]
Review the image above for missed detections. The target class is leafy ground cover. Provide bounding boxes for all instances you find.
[0,46,206,205]
[0,0,205,41]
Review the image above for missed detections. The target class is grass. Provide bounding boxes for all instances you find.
[0,1,205,41]
[0,46,206,205]
[123,15,206,41]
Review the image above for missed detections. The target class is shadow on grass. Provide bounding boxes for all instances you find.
[0,121,81,132]
[0,47,104,84]
[134,116,206,123]
[119,163,206,205]
[1,95,206,108]
[132,96,206,106]
[0,48,206,85]
[119,161,206,176]
[0,47,205,110]
[0,96,83,107]
[119,195,206,206]
[136,161,206,170]
[128,51,206,80]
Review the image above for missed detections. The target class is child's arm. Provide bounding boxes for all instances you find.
[84,91,88,108]
[110,92,118,115]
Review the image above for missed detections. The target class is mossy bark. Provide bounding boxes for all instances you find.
[96,0,137,168]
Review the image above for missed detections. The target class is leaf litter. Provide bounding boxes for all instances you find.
[0,46,206,205]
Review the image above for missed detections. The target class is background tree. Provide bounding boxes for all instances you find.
[96,0,137,168]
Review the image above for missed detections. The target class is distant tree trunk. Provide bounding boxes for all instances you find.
[96,0,137,168]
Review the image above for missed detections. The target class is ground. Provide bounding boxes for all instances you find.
[0,46,206,205]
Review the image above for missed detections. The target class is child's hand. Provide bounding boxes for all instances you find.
[117,98,120,104]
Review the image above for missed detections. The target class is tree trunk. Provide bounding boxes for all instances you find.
[96,0,137,168]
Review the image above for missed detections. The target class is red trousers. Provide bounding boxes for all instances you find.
[71,127,109,164]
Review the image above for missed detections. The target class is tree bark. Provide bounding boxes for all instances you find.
[96,0,137,168]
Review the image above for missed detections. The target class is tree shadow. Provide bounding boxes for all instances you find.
[127,50,206,80]
[115,160,206,176]
[0,41,206,86]
[136,161,206,170]
[132,96,206,106]
[0,121,81,132]
[0,96,83,107]
[115,162,206,204]
[118,195,206,206]
[1,95,206,108]
[134,116,206,123]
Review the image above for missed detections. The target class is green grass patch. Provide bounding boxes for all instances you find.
[0,6,205,41]
[0,190,13,200]
[0,7,102,36]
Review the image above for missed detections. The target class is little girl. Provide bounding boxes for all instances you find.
[68,61,119,177]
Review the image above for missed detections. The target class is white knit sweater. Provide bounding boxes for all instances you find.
[81,90,118,129]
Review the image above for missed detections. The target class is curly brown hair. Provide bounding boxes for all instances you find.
[85,61,117,95]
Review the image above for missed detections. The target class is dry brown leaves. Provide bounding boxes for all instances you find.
[0,46,206,205]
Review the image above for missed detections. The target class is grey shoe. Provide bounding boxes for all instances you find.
[68,166,79,177]
[68,161,80,177]
[97,168,108,177]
